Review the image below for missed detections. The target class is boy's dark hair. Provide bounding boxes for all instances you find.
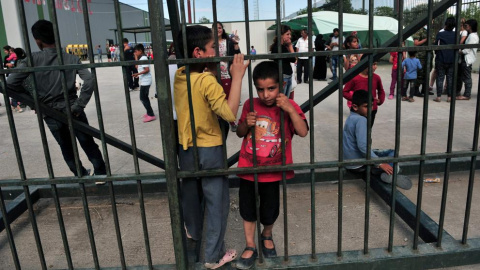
[352,90,370,107]
[3,45,11,51]
[134,44,145,53]
[31,20,55,45]
[333,28,339,33]
[13,48,26,60]
[212,21,228,40]
[444,17,456,31]
[122,38,129,44]
[466,19,478,32]
[177,25,213,58]
[408,51,416,57]
[252,61,280,85]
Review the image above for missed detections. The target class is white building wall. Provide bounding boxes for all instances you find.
[201,20,276,55]
[2,0,24,48]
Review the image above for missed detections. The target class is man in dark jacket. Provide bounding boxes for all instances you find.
[433,17,456,102]
[6,20,106,177]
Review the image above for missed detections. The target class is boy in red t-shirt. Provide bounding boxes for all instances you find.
[343,55,385,126]
[235,61,308,269]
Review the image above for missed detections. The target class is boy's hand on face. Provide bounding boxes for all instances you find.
[246,111,257,127]
[276,93,294,113]
[230,54,250,79]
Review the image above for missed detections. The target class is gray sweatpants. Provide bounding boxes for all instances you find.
[178,145,230,263]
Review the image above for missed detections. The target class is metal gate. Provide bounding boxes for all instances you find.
[1,0,480,269]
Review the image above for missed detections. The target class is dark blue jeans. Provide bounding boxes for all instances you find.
[140,85,154,116]
[436,62,454,97]
[44,111,106,176]
[457,60,473,98]
[331,55,339,79]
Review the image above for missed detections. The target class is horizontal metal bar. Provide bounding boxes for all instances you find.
[195,237,480,270]
[0,187,39,232]
[1,43,478,75]
[2,157,479,196]
[45,237,480,269]
[1,153,480,188]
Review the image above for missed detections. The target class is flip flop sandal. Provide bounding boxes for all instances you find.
[204,249,237,269]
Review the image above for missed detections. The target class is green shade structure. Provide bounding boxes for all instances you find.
[268,11,413,47]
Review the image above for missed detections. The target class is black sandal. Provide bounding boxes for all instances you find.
[236,247,258,270]
[261,234,277,258]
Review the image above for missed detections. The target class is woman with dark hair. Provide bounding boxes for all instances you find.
[212,21,241,135]
[343,35,361,71]
[269,24,296,99]
[312,33,327,80]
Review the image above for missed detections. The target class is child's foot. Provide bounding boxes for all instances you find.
[388,94,394,100]
[408,97,414,102]
[143,115,156,123]
[261,234,277,258]
[204,249,237,269]
[401,96,408,101]
[237,247,258,270]
[433,97,441,102]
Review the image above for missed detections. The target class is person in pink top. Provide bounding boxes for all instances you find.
[343,55,385,127]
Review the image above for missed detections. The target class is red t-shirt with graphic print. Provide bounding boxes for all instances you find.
[237,98,306,182]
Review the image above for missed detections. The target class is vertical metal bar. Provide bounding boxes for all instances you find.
[462,73,480,244]
[47,1,100,267]
[388,0,406,253]
[414,0,433,250]
[17,4,72,264]
[437,0,462,247]
[113,0,140,175]
[80,0,126,267]
[306,0,316,260]
[149,0,188,268]
[178,0,200,172]
[274,0,289,261]
[337,0,344,258]
[363,0,375,255]
[113,1,153,267]
[1,2,48,268]
[240,1,263,266]
[16,0,55,179]
[0,187,21,269]
[22,185,47,270]
[211,0,228,169]
[50,184,73,269]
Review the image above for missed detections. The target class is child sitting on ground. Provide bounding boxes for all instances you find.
[402,51,422,102]
[343,90,412,190]
[174,25,250,269]
[235,61,308,269]
[343,54,385,127]
[133,44,156,123]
